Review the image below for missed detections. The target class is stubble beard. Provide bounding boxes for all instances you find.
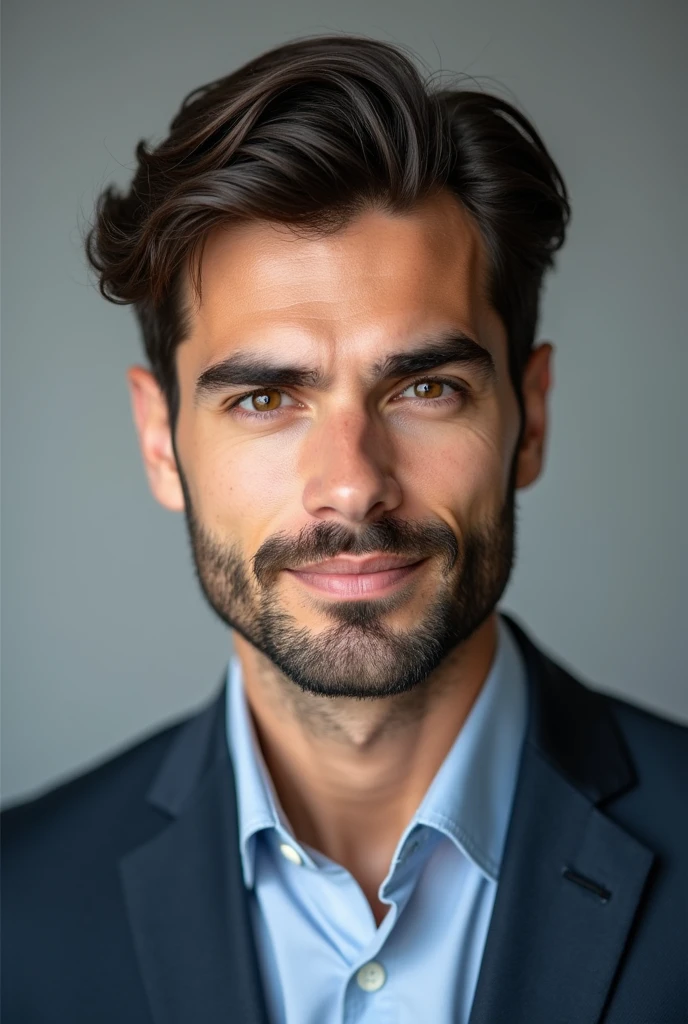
[176,463,518,700]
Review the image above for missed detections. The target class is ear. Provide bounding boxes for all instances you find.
[514,342,554,490]
[126,366,185,512]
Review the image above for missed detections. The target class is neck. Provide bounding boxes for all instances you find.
[231,614,499,901]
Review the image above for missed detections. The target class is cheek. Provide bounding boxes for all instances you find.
[186,426,301,543]
[396,413,510,523]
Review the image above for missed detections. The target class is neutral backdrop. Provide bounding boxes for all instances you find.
[2,0,686,803]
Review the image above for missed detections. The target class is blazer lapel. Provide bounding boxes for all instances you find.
[469,616,655,1024]
[119,689,270,1024]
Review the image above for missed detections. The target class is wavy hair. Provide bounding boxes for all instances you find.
[85,35,570,428]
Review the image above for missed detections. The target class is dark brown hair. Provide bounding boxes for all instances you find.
[85,35,570,429]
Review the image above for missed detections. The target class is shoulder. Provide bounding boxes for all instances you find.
[554,650,688,799]
[553,661,688,856]
[0,706,221,1021]
[507,612,688,849]
[1,712,189,878]
[603,690,688,816]
[507,611,688,771]
[606,688,688,757]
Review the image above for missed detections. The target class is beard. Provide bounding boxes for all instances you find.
[177,461,518,700]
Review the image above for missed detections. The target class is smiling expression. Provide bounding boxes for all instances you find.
[130,190,549,697]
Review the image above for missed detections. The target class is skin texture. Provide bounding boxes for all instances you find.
[128,191,552,923]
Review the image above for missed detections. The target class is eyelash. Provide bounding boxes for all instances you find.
[224,376,470,421]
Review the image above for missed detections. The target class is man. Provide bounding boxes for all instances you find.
[2,34,686,1024]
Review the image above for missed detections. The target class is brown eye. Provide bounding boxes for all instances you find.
[413,380,444,399]
[251,389,282,411]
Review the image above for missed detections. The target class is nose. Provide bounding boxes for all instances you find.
[301,407,402,524]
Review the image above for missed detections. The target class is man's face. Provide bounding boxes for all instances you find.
[130,192,550,698]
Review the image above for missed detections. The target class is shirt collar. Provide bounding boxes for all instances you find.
[225,612,528,888]
[409,613,527,880]
[225,650,289,889]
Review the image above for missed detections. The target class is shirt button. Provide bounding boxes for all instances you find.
[356,961,386,992]
[278,842,303,865]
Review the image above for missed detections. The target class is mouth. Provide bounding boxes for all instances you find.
[284,555,428,599]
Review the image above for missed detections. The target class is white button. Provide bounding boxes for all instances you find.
[279,842,303,865]
[356,960,386,992]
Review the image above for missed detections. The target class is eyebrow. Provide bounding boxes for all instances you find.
[194,331,497,405]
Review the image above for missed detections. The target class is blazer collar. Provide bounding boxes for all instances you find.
[504,613,637,803]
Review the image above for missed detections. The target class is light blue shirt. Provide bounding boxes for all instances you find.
[225,612,528,1024]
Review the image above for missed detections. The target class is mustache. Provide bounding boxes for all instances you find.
[251,516,459,587]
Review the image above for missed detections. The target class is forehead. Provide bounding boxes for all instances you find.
[181,191,504,368]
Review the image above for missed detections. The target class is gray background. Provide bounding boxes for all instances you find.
[2,0,686,804]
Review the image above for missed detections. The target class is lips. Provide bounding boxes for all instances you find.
[284,555,427,598]
[290,555,423,574]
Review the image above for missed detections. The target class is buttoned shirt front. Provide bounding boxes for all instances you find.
[224,612,528,1024]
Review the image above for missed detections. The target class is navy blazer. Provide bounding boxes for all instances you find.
[3,614,687,1023]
